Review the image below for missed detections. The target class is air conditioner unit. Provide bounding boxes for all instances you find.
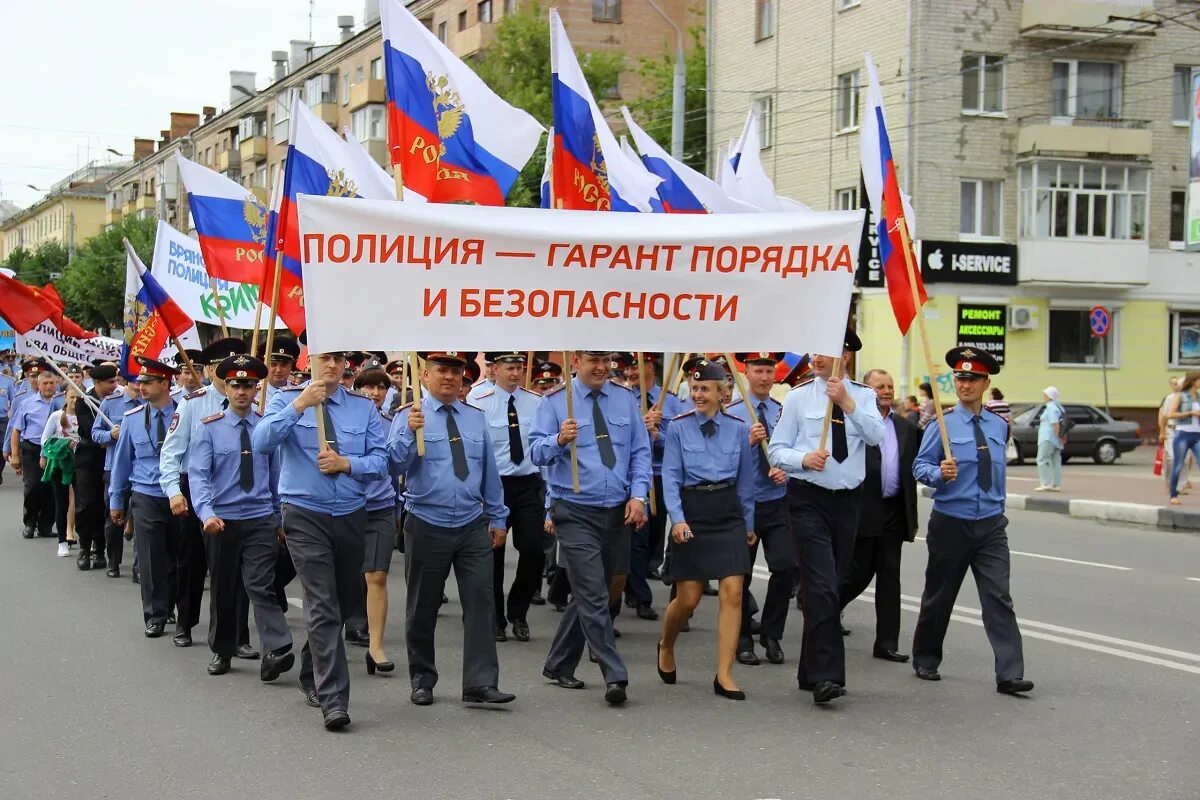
[1009,305,1039,330]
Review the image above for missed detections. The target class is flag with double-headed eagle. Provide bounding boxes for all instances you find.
[379,0,542,205]
[175,153,269,285]
[121,239,198,378]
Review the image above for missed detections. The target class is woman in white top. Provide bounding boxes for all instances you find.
[1165,372,1200,505]
[40,391,80,556]
[1159,377,1187,493]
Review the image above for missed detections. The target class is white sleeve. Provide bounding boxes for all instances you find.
[41,411,61,446]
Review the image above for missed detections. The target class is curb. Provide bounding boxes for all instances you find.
[917,486,1200,532]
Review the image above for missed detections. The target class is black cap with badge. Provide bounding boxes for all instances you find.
[689,358,728,382]
[945,346,1000,378]
[215,354,268,386]
[201,337,249,366]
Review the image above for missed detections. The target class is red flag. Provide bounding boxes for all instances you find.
[39,284,96,339]
[0,273,60,334]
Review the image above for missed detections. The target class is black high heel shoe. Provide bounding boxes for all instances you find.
[656,641,676,685]
[713,675,745,700]
[366,652,395,675]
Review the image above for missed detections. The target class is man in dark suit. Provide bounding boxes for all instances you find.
[840,368,918,662]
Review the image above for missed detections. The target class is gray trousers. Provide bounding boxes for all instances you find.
[912,511,1025,682]
[543,501,629,685]
[284,504,366,713]
[404,513,499,691]
[130,492,180,626]
[205,515,292,658]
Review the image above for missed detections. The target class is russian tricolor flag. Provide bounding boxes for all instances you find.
[175,153,269,285]
[380,0,542,205]
[860,53,925,335]
[121,239,198,378]
[550,8,661,212]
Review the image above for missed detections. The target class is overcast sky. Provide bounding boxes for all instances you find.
[0,0,367,210]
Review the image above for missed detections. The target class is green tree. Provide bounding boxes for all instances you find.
[473,1,623,207]
[2,241,69,287]
[57,216,155,330]
[631,26,707,173]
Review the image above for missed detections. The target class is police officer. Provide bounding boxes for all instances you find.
[73,363,120,570]
[726,353,796,666]
[189,354,294,681]
[109,357,182,638]
[531,351,651,706]
[3,359,40,470]
[911,348,1033,695]
[768,329,884,705]
[531,361,563,395]
[473,352,545,643]
[260,337,300,407]
[93,374,144,577]
[159,337,249,650]
[253,346,389,732]
[9,361,64,539]
[390,350,515,707]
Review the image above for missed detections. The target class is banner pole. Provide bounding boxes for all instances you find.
[168,332,204,387]
[524,351,535,388]
[30,347,111,426]
[257,251,285,412]
[562,351,579,492]
[249,290,264,357]
[393,162,406,202]
[408,351,425,456]
[636,352,657,516]
[724,352,769,461]
[897,218,952,459]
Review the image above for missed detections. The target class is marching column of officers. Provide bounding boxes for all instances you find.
[8,332,1033,733]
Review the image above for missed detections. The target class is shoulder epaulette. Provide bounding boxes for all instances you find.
[671,408,697,420]
[517,386,539,396]
[279,385,303,393]
[720,409,744,422]
[185,388,207,400]
[726,398,745,408]
[608,378,633,391]
[474,389,495,399]
[343,388,372,400]
[396,402,414,413]
[847,378,868,387]
[543,383,567,397]
[789,378,816,391]
[380,410,396,422]
[123,406,143,417]
[461,401,484,413]
[201,411,225,424]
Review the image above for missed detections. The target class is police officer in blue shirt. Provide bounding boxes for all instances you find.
[253,345,389,732]
[0,367,17,479]
[768,328,884,705]
[259,337,300,409]
[726,352,796,667]
[94,377,143,576]
[9,361,65,539]
[3,360,40,469]
[530,350,652,706]
[109,357,182,638]
[911,347,1033,696]
[190,354,294,681]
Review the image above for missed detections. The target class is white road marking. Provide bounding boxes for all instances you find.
[911,537,1131,571]
[1187,577,1200,583]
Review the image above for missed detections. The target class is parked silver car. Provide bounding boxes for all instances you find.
[1008,404,1141,465]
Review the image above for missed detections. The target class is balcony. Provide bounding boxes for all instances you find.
[312,102,340,127]
[349,78,387,112]
[239,135,268,163]
[1018,239,1148,286]
[453,21,496,58]
[1017,116,1153,158]
[1021,0,1157,42]
[247,185,269,205]
[136,194,156,213]
[219,149,241,174]
[105,208,122,226]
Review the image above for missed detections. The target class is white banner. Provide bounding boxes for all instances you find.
[150,220,284,329]
[16,320,123,364]
[298,197,863,355]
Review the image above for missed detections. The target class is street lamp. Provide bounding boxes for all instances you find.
[645,0,686,161]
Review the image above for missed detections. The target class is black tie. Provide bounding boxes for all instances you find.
[239,419,254,492]
[973,415,992,492]
[831,404,848,463]
[155,409,166,452]
[444,407,469,480]
[701,419,716,438]
[757,402,771,476]
[321,402,338,453]
[590,391,616,469]
[507,395,524,465]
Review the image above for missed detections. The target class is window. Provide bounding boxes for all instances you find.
[959,179,1002,238]
[593,0,620,22]
[1052,60,1122,119]
[457,11,468,31]
[1172,189,1187,245]
[306,74,335,106]
[1048,308,1117,367]
[1173,66,1194,125]
[355,65,364,83]
[961,54,1004,114]
[835,187,858,211]
[205,147,212,164]
[836,71,860,132]
[342,74,350,105]
[352,104,387,142]
[838,0,860,8]
[755,0,774,41]
[752,95,774,149]
[504,0,517,13]
[1018,161,1147,241]
[438,21,447,42]
[1169,311,1200,367]
[478,0,492,23]
[255,166,267,188]
[370,58,383,81]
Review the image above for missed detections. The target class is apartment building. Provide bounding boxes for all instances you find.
[1,160,128,262]
[712,0,1200,423]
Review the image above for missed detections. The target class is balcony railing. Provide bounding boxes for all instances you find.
[1017,116,1153,157]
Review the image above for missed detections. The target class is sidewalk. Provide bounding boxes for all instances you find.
[921,445,1200,533]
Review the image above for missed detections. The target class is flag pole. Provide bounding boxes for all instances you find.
[663,352,692,405]
[524,351,535,388]
[257,251,285,412]
[724,353,769,461]
[393,162,405,202]
[898,218,952,458]
[208,276,229,337]
[30,348,111,426]
[407,351,425,456]
[249,295,264,357]
[562,351,579,492]
[636,352,657,516]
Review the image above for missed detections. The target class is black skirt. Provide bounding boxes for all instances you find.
[667,485,750,582]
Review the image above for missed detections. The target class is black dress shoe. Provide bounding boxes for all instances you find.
[365,652,395,675]
[344,629,370,647]
[207,655,232,675]
[77,552,92,571]
[713,675,746,700]
[494,625,507,643]
[736,647,760,666]
[410,687,434,706]
[812,680,846,704]
[172,629,193,647]
[702,582,719,597]
[529,593,546,606]
[21,526,34,539]
[261,649,296,682]
[761,637,785,664]
[322,709,351,731]
[105,566,120,578]
[462,686,516,704]
[656,642,676,685]
[914,666,941,681]
[543,668,586,689]
[236,643,260,660]
[144,622,165,638]
[299,680,320,708]
[604,683,627,705]
[511,620,530,642]
[873,648,910,663]
[997,678,1034,695]
[635,603,658,621]
[91,554,107,570]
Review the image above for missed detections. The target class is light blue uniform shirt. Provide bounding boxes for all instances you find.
[10,393,64,444]
[472,384,540,477]
[662,409,756,532]
[529,377,652,508]
[109,399,178,506]
[389,392,508,529]
[913,404,1007,521]
[725,393,787,503]
[93,392,144,471]
[645,383,682,476]
[3,382,35,456]
[0,374,17,419]
[189,409,280,522]
[251,383,389,516]
[466,379,495,401]
[767,376,885,490]
[365,407,401,512]
[159,386,229,498]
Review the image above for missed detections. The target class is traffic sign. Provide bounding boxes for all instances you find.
[1089,305,1111,338]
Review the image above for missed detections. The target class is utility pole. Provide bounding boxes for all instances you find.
[646,0,686,160]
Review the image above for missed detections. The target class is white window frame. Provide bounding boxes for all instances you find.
[752,95,774,149]
[1018,160,1148,243]
[961,53,1005,116]
[371,58,383,81]
[1046,307,1120,369]
[959,179,1003,240]
[351,104,387,143]
[1051,59,1122,120]
[835,187,858,211]
[1168,310,1200,368]
[755,0,774,41]
[1173,66,1194,126]
[836,71,860,133]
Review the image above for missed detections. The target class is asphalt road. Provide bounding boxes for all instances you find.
[0,479,1197,800]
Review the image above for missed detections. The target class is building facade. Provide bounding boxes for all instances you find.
[1,161,128,262]
[711,0,1200,426]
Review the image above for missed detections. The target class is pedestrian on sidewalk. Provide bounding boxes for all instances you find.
[917,383,936,430]
[1165,372,1200,505]
[1035,387,1065,492]
[1158,377,1185,494]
